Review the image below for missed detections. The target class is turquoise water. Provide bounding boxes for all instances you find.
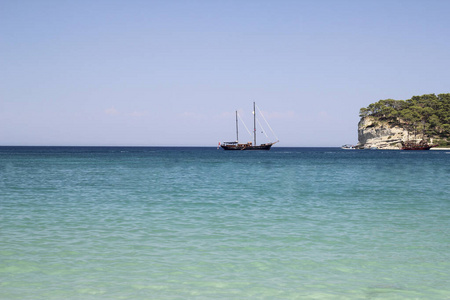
[1,147,449,299]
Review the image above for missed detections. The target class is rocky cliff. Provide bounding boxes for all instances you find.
[357,94,449,149]
[356,117,409,149]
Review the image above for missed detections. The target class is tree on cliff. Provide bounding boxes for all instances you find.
[359,93,450,145]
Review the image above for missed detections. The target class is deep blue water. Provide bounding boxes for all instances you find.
[1,147,449,299]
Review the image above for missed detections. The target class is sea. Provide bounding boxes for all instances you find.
[1,146,449,299]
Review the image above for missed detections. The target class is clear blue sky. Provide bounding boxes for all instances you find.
[1,0,449,146]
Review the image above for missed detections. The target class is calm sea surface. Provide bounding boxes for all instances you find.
[1,147,449,299]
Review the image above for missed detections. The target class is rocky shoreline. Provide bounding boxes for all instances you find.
[355,94,449,150]
[355,116,439,150]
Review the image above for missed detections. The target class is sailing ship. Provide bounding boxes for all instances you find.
[220,102,278,151]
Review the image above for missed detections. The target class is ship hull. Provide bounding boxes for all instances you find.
[221,143,273,151]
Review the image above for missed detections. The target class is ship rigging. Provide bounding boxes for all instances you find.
[220,102,279,150]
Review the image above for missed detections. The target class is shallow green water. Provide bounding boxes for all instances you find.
[1,147,449,299]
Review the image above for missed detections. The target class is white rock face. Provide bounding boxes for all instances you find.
[357,117,408,149]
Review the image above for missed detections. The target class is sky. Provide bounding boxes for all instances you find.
[1,0,449,147]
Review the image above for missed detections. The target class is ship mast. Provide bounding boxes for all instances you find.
[235,110,239,143]
[253,102,256,146]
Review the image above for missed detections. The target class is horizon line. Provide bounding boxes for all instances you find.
[0,145,341,148]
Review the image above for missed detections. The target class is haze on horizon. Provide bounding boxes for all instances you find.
[1,0,449,147]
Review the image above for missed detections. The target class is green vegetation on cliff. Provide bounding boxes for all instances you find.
[359,93,450,146]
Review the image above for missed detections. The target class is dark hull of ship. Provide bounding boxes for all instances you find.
[221,143,273,151]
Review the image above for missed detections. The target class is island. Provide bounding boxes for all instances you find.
[356,93,450,149]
